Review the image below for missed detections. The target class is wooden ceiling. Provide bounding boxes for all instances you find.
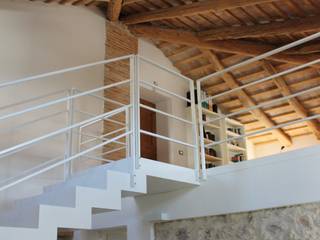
[29,0,320,146]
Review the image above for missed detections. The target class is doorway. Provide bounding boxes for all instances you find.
[140,99,157,160]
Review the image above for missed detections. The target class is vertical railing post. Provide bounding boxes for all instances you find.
[196,80,207,180]
[125,107,130,159]
[64,88,75,180]
[134,55,141,167]
[129,55,141,186]
[190,81,200,181]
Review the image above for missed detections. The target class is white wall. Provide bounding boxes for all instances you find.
[92,145,320,240]
[0,0,105,207]
[138,40,193,168]
[253,134,320,158]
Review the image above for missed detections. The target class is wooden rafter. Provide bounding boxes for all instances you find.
[262,61,320,139]
[199,16,320,41]
[202,50,292,146]
[129,25,320,68]
[122,0,277,25]
[107,0,123,21]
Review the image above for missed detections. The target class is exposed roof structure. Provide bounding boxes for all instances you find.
[29,0,320,145]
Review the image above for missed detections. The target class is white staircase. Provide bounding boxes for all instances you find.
[0,160,147,239]
[0,55,200,239]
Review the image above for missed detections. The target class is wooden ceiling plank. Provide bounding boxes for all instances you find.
[202,49,292,146]
[199,15,320,40]
[122,0,278,25]
[129,25,320,67]
[262,60,320,139]
[107,0,123,21]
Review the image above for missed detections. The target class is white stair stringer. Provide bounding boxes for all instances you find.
[0,164,147,240]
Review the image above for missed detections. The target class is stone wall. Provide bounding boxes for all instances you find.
[155,202,320,240]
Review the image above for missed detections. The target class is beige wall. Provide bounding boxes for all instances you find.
[253,134,320,159]
[0,0,105,208]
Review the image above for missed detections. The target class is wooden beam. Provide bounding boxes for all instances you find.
[129,25,320,67]
[123,0,142,5]
[200,16,320,40]
[107,0,123,21]
[202,50,292,146]
[262,61,320,139]
[122,0,277,25]
[290,42,320,55]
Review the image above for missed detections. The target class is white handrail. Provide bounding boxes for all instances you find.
[0,79,130,122]
[206,112,320,148]
[138,55,193,83]
[0,55,133,89]
[0,105,129,158]
[80,127,127,145]
[75,109,126,126]
[74,89,126,107]
[198,31,320,83]
[140,103,193,125]
[140,129,196,148]
[78,131,126,146]
[0,89,67,110]
[0,110,67,134]
[140,80,191,103]
[0,52,202,191]
[205,83,320,125]
[0,131,132,192]
[203,58,320,102]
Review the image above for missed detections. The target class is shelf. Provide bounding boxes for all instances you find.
[205,154,223,163]
[226,118,243,127]
[227,130,241,138]
[227,144,246,152]
[202,108,220,117]
[204,138,220,147]
[204,122,220,130]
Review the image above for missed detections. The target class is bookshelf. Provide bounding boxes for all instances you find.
[187,106,247,168]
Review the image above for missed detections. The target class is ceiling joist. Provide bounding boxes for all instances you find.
[202,50,292,146]
[129,25,320,67]
[262,61,320,139]
[122,0,278,25]
[107,0,123,21]
[199,15,320,41]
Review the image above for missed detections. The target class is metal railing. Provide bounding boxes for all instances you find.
[197,32,320,178]
[0,54,200,196]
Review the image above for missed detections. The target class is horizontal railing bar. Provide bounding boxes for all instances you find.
[140,103,193,125]
[0,89,68,111]
[140,80,191,103]
[0,105,129,158]
[74,89,125,107]
[80,127,126,145]
[205,113,320,148]
[78,131,126,146]
[80,104,131,129]
[0,131,132,192]
[96,146,126,157]
[205,84,320,125]
[198,32,320,83]
[0,79,130,122]
[83,155,114,163]
[0,155,64,187]
[75,109,126,126]
[203,58,320,103]
[0,55,134,89]
[140,129,195,148]
[0,110,67,135]
[138,55,193,83]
